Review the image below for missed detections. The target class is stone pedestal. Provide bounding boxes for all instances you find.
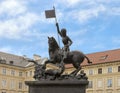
[25,80,88,93]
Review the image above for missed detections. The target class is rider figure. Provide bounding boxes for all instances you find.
[56,23,73,60]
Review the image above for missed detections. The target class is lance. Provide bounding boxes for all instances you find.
[45,6,60,47]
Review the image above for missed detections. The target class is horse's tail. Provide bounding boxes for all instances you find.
[85,55,92,64]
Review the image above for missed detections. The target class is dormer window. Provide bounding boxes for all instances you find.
[10,61,14,65]
[0,57,6,63]
[100,55,108,60]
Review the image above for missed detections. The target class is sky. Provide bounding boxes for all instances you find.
[0,0,120,59]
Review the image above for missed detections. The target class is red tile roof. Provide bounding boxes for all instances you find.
[65,49,120,68]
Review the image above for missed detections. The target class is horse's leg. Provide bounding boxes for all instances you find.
[59,61,65,75]
[70,62,81,76]
[70,67,81,77]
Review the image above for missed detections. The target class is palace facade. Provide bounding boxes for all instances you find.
[0,49,120,93]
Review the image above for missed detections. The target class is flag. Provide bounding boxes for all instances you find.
[45,9,56,18]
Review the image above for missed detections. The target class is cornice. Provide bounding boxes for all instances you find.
[83,61,120,68]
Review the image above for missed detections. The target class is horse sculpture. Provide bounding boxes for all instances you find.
[44,36,92,76]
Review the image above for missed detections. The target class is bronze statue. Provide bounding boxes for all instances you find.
[28,59,64,80]
[56,23,72,60]
[28,36,92,80]
[44,37,92,76]
[26,7,92,80]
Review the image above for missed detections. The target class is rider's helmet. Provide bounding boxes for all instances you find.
[61,28,66,36]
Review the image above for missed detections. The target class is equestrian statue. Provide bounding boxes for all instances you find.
[27,8,92,80]
[43,23,92,78]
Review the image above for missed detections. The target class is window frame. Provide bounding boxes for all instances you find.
[11,70,15,76]
[2,68,6,75]
[118,66,120,72]
[2,80,7,87]
[18,82,22,89]
[89,69,93,75]
[88,80,93,88]
[98,68,102,74]
[19,72,23,77]
[107,79,112,88]
[108,67,112,73]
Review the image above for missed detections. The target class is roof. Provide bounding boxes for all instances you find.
[66,48,120,68]
[1,48,120,68]
[0,51,48,68]
[0,51,29,67]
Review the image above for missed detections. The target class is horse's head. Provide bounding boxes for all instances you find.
[48,37,61,62]
[48,37,59,49]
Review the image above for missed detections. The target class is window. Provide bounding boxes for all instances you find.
[99,55,108,60]
[107,79,112,87]
[88,81,93,88]
[98,68,102,74]
[89,69,93,75]
[10,80,15,89]
[30,71,32,76]
[10,61,14,65]
[11,70,15,76]
[0,58,6,63]
[26,72,28,77]
[2,80,6,87]
[118,66,120,72]
[19,82,22,89]
[2,68,6,75]
[108,67,112,73]
[97,79,103,88]
[117,78,120,86]
[19,72,22,77]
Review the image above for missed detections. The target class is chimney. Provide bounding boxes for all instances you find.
[33,54,41,61]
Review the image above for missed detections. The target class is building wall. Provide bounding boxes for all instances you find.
[83,61,120,93]
[0,59,120,93]
[0,63,35,93]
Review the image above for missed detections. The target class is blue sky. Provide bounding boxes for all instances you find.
[0,0,120,59]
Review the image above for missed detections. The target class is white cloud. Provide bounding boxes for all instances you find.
[69,4,106,23]
[56,0,81,7]
[0,13,40,39]
[0,46,37,58]
[0,0,27,16]
[56,0,120,23]
[56,0,99,8]
[0,0,41,40]
[0,46,13,53]
[64,0,81,7]
[109,7,120,15]
[0,46,22,56]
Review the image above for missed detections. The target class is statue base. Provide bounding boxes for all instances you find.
[25,79,88,93]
